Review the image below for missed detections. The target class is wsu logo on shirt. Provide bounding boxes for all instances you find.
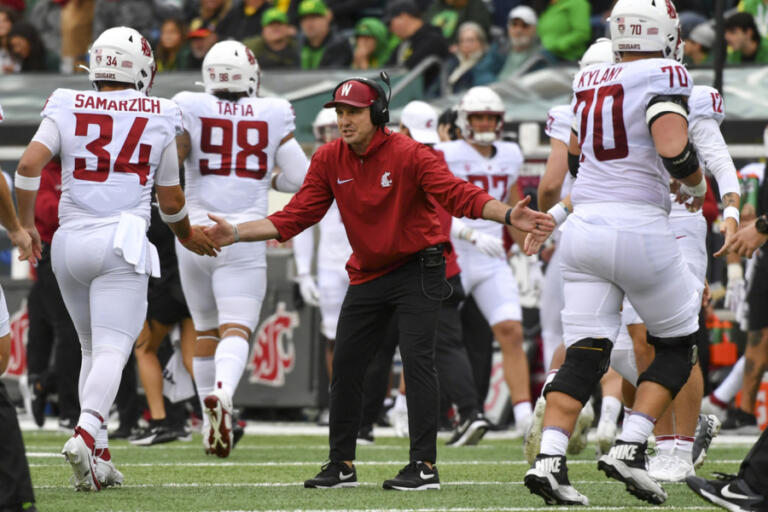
[381,171,392,188]
[6,301,29,378]
[247,302,299,386]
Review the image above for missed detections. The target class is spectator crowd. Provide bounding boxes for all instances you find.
[0,0,766,92]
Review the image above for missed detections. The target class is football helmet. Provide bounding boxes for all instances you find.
[88,26,156,94]
[312,107,339,143]
[457,86,505,146]
[579,37,615,68]
[610,0,681,59]
[201,41,261,97]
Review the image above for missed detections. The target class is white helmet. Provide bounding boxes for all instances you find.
[312,107,339,143]
[202,41,261,97]
[457,86,505,146]
[579,37,615,68]
[88,26,156,94]
[609,0,681,59]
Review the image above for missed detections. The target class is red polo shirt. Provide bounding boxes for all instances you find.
[34,159,62,245]
[269,129,493,284]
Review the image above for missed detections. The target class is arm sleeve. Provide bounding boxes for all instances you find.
[416,146,494,219]
[274,137,310,193]
[267,154,334,241]
[292,227,315,275]
[689,118,740,198]
[155,140,181,187]
[31,116,61,155]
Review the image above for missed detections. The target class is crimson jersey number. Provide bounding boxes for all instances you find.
[467,174,509,201]
[199,118,268,180]
[73,113,151,185]
[574,84,628,162]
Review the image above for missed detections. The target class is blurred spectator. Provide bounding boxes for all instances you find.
[498,5,547,79]
[0,6,19,73]
[189,0,232,32]
[28,0,61,62]
[725,12,768,64]
[60,0,94,74]
[156,17,191,71]
[9,21,54,71]
[537,0,591,62]
[684,22,715,66]
[243,7,299,68]
[216,0,269,41]
[446,21,502,93]
[93,0,165,43]
[739,0,768,37]
[424,0,491,44]
[187,26,218,68]
[352,16,398,69]
[0,0,22,12]
[298,0,352,68]
[324,0,379,30]
[386,0,449,96]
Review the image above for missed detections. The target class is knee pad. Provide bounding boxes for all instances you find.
[637,333,698,398]
[544,337,613,405]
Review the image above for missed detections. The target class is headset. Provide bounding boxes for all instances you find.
[331,71,391,125]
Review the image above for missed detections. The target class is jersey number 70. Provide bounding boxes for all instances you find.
[574,84,628,162]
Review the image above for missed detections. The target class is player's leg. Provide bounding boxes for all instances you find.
[702,355,744,420]
[540,247,565,372]
[727,327,768,434]
[317,267,348,394]
[134,321,171,422]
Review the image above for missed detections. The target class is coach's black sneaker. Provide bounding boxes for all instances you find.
[687,474,766,512]
[29,376,47,428]
[693,413,721,470]
[721,408,760,435]
[130,422,181,446]
[383,461,440,490]
[524,454,588,505]
[598,440,667,505]
[304,461,359,488]
[446,411,490,446]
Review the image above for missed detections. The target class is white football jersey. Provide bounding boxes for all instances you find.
[570,58,693,211]
[436,139,523,240]
[42,88,182,230]
[0,103,3,122]
[670,85,726,219]
[545,104,576,200]
[173,91,295,225]
[318,201,352,271]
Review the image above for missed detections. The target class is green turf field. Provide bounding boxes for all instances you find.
[25,430,749,511]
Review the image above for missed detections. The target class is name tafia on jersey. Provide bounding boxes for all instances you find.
[74,93,161,114]
[577,66,623,89]
[217,101,255,117]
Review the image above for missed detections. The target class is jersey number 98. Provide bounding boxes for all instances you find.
[199,118,268,179]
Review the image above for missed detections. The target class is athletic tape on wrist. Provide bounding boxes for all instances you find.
[727,262,743,281]
[723,206,740,225]
[159,204,188,224]
[14,172,40,191]
[233,223,240,243]
[681,177,707,198]
[547,202,570,226]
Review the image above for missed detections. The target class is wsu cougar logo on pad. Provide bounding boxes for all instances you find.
[248,302,299,386]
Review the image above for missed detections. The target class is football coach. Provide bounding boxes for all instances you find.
[203,73,554,490]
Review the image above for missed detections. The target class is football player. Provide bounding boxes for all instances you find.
[173,40,309,457]
[523,0,729,505]
[14,27,217,491]
[435,86,533,436]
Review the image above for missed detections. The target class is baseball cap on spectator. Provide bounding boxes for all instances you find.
[298,0,328,17]
[188,27,213,38]
[384,0,421,23]
[324,79,379,108]
[356,17,387,40]
[688,23,715,49]
[262,7,288,26]
[401,100,439,144]
[508,5,537,26]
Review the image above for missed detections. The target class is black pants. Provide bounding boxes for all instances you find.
[26,243,80,421]
[0,382,34,509]
[461,297,494,411]
[329,257,443,463]
[739,424,768,493]
[360,275,480,428]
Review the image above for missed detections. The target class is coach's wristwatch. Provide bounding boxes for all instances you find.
[756,214,768,235]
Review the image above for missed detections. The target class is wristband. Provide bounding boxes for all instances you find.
[233,223,240,243]
[723,206,740,225]
[727,262,743,282]
[547,201,570,226]
[14,172,40,191]
[504,208,512,226]
[680,177,707,198]
[159,204,188,224]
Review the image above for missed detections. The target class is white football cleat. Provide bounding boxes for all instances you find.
[524,454,589,506]
[693,413,721,470]
[62,429,101,492]
[94,451,124,488]
[204,386,233,458]
[568,401,594,455]
[523,396,546,465]
[598,441,667,505]
[649,454,694,482]
[700,395,727,423]
[648,453,673,480]
[595,418,617,456]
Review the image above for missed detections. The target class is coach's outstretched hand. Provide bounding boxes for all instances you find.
[204,214,236,247]
[509,196,555,236]
[715,219,768,259]
[181,226,220,257]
